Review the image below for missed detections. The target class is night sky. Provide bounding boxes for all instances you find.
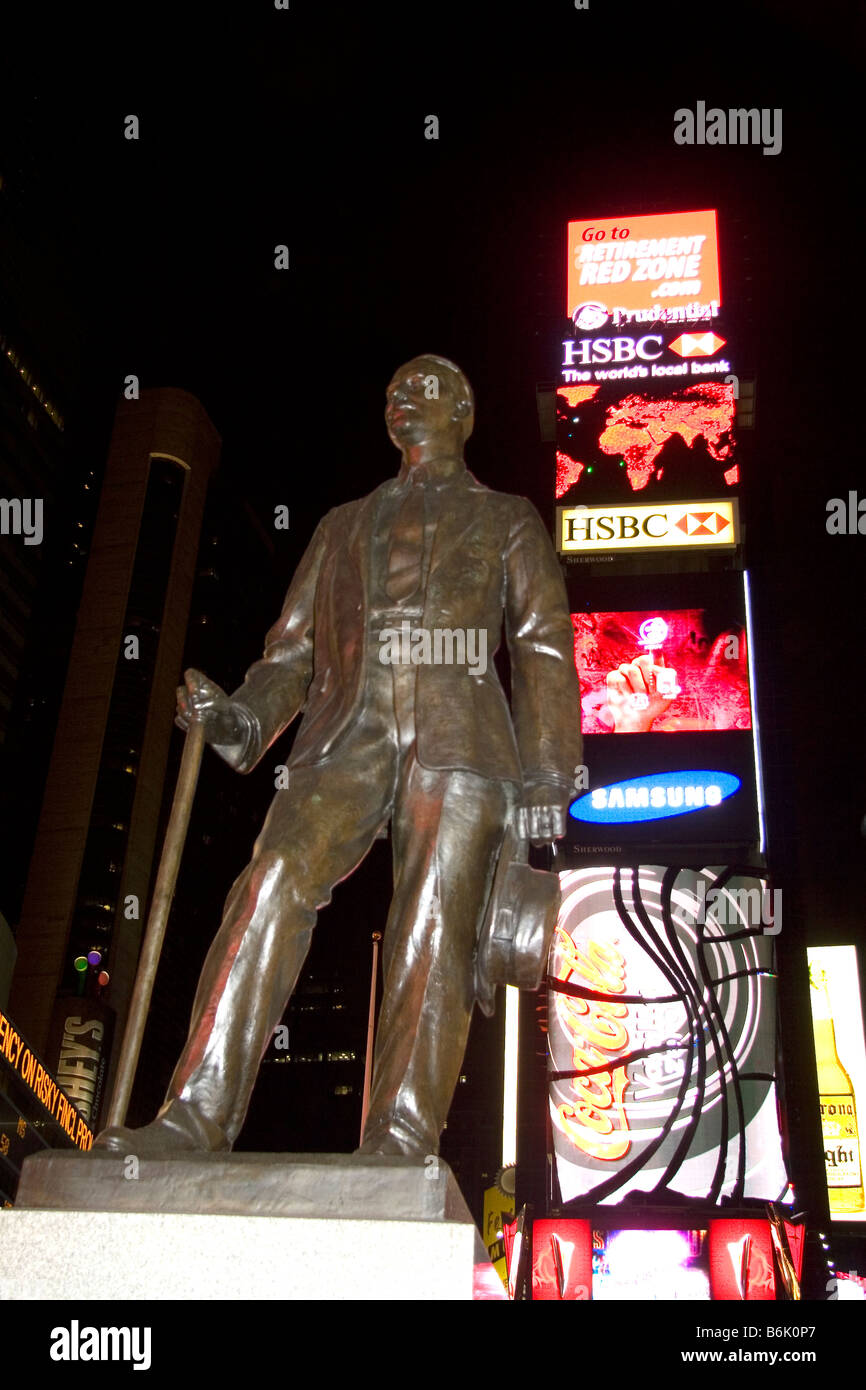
[3,0,865,1236]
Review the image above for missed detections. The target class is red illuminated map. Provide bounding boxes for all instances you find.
[556,383,736,497]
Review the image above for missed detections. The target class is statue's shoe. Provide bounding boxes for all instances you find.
[93,1105,229,1156]
[92,1119,202,1157]
[355,1120,432,1159]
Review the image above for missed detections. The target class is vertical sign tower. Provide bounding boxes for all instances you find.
[529,210,795,1299]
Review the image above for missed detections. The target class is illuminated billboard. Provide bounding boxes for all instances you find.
[571,771,742,825]
[0,1005,94,1204]
[567,210,721,328]
[708,1218,805,1300]
[593,1229,710,1301]
[560,326,731,387]
[573,609,751,734]
[531,1219,592,1300]
[558,499,739,556]
[556,381,738,503]
[807,946,866,1222]
[548,865,788,1206]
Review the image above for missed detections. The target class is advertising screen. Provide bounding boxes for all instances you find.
[531,1219,592,1300]
[548,865,788,1206]
[567,210,721,327]
[592,1228,710,1301]
[556,380,738,504]
[708,1218,804,1300]
[563,573,761,852]
[574,609,751,735]
[0,1005,94,1205]
[559,324,731,389]
[807,946,866,1222]
[558,498,739,557]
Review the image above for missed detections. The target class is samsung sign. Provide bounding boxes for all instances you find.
[569,771,741,824]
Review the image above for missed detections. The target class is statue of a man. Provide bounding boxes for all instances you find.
[96,355,581,1159]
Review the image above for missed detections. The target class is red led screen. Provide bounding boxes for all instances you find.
[708,1220,778,1300]
[573,609,751,734]
[556,382,738,502]
[531,1220,593,1300]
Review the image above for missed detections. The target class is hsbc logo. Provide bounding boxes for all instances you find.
[670,331,726,357]
[558,499,739,553]
[561,329,730,385]
[562,335,663,367]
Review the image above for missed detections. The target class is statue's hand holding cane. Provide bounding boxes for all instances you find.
[175,668,245,745]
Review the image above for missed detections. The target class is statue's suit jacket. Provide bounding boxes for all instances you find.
[214,468,581,793]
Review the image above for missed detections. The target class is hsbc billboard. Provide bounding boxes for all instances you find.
[556,208,741,519]
[561,327,731,387]
[557,498,739,554]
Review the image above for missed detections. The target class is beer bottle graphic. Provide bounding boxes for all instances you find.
[811,966,864,1214]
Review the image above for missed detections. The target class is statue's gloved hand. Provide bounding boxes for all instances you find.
[516,779,569,848]
[175,668,244,746]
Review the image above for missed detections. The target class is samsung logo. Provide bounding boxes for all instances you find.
[569,771,741,824]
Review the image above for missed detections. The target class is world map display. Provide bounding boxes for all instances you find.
[556,381,738,502]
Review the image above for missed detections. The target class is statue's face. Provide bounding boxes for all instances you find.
[385,358,467,449]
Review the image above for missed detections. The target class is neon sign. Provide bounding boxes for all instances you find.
[558,499,738,554]
[567,210,721,326]
[569,771,741,823]
[561,329,730,386]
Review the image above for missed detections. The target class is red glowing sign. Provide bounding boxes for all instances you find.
[555,382,737,500]
[572,609,751,734]
[567,210,721,326]
[531,1220,592,1300]
[708,1220,781,1301]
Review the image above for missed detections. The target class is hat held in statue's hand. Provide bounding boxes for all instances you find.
[474,819,561,1018]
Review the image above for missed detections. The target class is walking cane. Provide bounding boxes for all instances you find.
[104,715,207,1129]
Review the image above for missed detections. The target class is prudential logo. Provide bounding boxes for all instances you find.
[50,1321,152,1371]
[674,102,782,156]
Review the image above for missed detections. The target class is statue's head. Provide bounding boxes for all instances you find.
[385,355,474,451]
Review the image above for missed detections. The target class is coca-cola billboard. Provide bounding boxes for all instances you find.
[548,864,789,1205]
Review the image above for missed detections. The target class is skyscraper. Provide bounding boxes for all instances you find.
[10,389,220,1108]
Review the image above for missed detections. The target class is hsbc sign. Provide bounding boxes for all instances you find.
[563,334,664,366]
[557,498,739,554]
[561,329,729,384]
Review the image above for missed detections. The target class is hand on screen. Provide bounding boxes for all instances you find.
[605,654,679,732]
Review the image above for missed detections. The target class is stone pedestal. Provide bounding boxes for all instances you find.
[3,1151,503,1300]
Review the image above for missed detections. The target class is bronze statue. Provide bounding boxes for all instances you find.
[95,355,581,1159]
